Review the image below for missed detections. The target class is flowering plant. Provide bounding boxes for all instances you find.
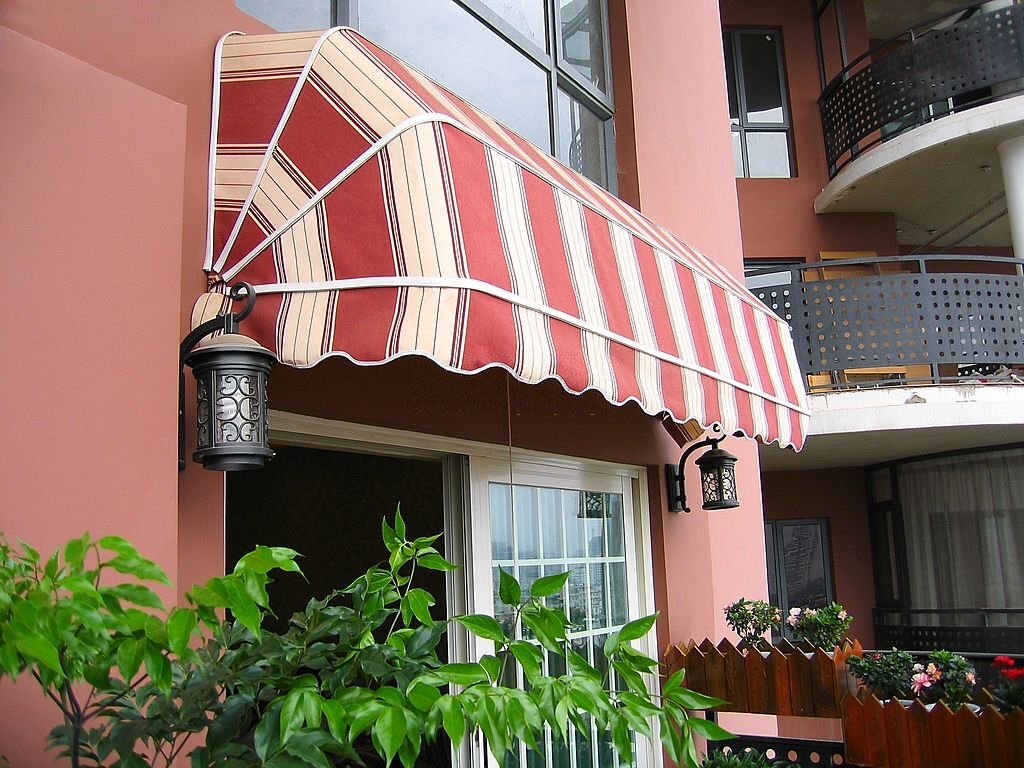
[847,648,915,699]
[910,650,976,708]
[990,655,1024,713]
[723,598,781,651]
[785,603,852,650]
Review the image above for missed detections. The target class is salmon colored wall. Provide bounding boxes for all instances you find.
[761,469,877,647]
[0,27,187,765]
[721,0,899,262]
[1,3,271,762]
[0,0,273,608]
[624,0,772,652]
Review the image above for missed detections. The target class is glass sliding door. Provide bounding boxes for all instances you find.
[470,458,656,768]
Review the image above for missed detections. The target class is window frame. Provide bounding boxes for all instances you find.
[764,518,836,641]
[723,27,795,179]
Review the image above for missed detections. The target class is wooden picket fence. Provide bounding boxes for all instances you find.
[663,637,862,718]
[841,695,1024,768]
[665,638,1024,767]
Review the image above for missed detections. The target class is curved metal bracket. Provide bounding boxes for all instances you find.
[178,283,256,470]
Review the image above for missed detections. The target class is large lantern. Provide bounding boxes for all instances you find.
[178,283,275,471]
[665,428,741,513]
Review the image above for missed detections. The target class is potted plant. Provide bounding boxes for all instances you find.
[0,515,732,768]
[784,603,852,651]
[847,648,976,709]
[990,655,1024,713]
[723,599,781,653]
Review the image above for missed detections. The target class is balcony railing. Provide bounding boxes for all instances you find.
[820,2,1024,177]
[748,254,1024,392]
[875,607,1024,654]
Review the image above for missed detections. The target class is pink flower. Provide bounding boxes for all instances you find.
[966,672,976,685]
[911,673,933,694]
[786,616,798,627]
[838,610,848,620]
[926,663,942,681]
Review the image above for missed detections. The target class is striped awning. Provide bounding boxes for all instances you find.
[200,28,809,449]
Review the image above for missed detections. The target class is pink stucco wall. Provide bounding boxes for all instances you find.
[624,0,773,651]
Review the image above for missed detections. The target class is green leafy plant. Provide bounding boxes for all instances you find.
[1,513,733,768]
[723,598,781,652]
[784,603,852,650]
[990,655,1024,713]
[701,747,791,768]
[0,532,300,767]
[911,650,976,708]
[847,648,915,700]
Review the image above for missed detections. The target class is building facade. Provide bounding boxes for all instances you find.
[1,1,809,765]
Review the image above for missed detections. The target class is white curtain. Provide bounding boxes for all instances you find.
[898,448,1024,626]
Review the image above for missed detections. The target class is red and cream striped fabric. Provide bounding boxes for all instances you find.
[201,28,809,449]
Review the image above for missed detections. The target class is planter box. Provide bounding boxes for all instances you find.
[664,638,861,718]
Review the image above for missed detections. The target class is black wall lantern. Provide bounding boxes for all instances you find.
[665,427,740,513]
[178,283,275,471]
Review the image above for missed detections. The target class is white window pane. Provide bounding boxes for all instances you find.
[490,483,514,559]
[745,131,791,177]
[478,0,547,50]
[732,131,745,177]
[237,0,331,31]
[560,0,608,91]
[557,88,608,187]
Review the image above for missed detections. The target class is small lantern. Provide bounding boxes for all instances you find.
[665,429,741,513]
[185,334,275,471]
[695,446,739,510]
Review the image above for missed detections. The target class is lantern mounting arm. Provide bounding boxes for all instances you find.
[665,426,743,513]
[178,283,256,470]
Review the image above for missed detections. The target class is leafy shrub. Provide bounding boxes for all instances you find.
[723,599,781,652]
[911,650,975,708]
[847,648,915,699]
[784,603,852,650]
[0,514,732,768]
[701,747,790,768]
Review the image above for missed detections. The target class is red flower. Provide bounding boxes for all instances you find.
[993,655,1016,668]
[1003,667,1024,681]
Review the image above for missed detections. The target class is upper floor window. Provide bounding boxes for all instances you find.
[237,0,615,189]
[724,29,794,178]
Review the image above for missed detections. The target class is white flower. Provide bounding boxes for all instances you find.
[789,607,801,616]
[838,610,848,620]
[786,616,798,627]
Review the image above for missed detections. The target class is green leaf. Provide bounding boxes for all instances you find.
[283,738,332,768]
[687,715,733,742]
[417,553,457,572]
[662,666,686,697]
[612,716,633,764]
[405,588,435,626]
[479,654,501,683]
[407,680,441,712]
[224,578,262,637]
[618,613,658,643]
[234,545,303,575]
[530,571,569,599]
[393,507,407,540]
[435,662,489,686]
[14,634,62,675]
[116,637,145,681]
[64,535,89,567]
[144,644,172,691]
[255,701,284,761]
[167,608,197,657]
[455,614,508,645]
[373,706,407,766]
[281,690,307,744]
[668,686,729,711]
[103,583,164,610]
[498,569,521,606]
[509,640,543,682]
[321,698,347,743]
[436,695,466,744]
[382,518,400,554]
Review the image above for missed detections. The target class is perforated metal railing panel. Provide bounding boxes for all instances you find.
[752,272,1024,375]
[820,5,1024,173]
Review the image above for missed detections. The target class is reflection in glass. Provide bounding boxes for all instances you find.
[781,524,828,609]
[491,484,514,559]
[478,0,547,50]
[740,32,785,123]
[236,0,332,31]
[359,0,551,151]
[607,496,624,557]
[609,561,627,626]
[724,33,739,122]
[564,492,587,558]
[541,488,564,557]
[559,0,607,91]
[590,563,607,629]
[745,132,791,178]
[557,89,608,187]
[516,486,540,559]
[568,563,588,627]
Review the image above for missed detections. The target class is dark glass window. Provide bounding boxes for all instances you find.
[237,0,616,189]
[724,29,793,178]
[765,519,834,640]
